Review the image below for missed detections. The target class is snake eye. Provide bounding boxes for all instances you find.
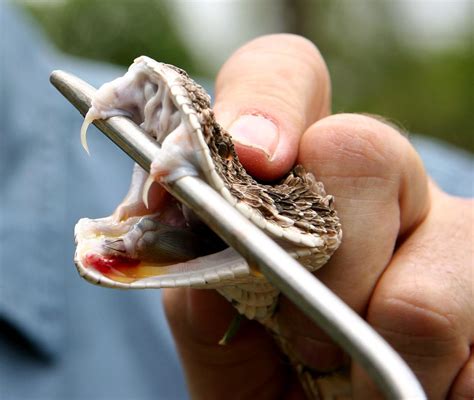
[217,142,230,158]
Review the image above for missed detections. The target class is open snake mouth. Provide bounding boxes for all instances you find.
[74,57,340,321]
[70,57,354,397]
[75,56,257,290]
[75,180,234,285]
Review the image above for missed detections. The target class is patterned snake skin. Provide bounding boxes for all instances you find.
[74,56,349,399]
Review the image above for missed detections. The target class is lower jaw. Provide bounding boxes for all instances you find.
[84,253,164,283]
[78,207,229,285]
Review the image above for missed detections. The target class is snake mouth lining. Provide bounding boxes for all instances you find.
[75,179,232,285]
[74,56,249,287]
[74,56,341,294]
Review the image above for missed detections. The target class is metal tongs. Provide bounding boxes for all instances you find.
[50,70,426,399]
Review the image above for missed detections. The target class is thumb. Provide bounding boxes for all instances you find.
[213,34,331,180]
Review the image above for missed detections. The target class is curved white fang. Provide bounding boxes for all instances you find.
[142,174,155,209]
[80,113,97,155]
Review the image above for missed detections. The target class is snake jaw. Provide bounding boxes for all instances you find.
[73,55,341,323]
[69,56,350,399]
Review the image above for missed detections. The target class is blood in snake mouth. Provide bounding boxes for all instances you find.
[72,57,348,399]
[75,57,238,285]
[74,56,340,323]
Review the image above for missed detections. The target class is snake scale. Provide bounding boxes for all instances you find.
[74,56,349,399]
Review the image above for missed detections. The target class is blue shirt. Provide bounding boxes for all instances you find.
[0,3,472,400]
[1,5,187,399]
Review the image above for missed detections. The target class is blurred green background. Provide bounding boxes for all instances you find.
[21,0,472,152]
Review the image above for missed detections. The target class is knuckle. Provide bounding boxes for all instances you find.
[302,113,413,178]
[368,289,466,358]
[370,284,470,398]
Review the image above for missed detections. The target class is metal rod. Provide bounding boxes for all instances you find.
[50,70,426,399]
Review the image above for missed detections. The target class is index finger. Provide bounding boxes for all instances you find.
[213,34,331,180]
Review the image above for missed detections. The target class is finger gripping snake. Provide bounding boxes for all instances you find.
[74,56,346,399]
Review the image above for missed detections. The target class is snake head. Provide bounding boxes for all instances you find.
[73,56,341,321]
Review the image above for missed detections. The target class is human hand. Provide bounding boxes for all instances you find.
[163,35,473,399]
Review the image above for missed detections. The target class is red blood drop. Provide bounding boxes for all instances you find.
[85,253,140,275]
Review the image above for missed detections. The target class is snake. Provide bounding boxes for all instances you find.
[74,56,348,399]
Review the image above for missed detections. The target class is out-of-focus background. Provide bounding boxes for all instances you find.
[19,0,473,152]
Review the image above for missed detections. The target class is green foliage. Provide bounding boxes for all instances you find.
[327,43,473,152]
[24,0,472,152]
[24,0,198,74]
[285,0,473,152]
[340,48,472,152]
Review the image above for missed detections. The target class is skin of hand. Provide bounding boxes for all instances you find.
[163,34,473,400]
